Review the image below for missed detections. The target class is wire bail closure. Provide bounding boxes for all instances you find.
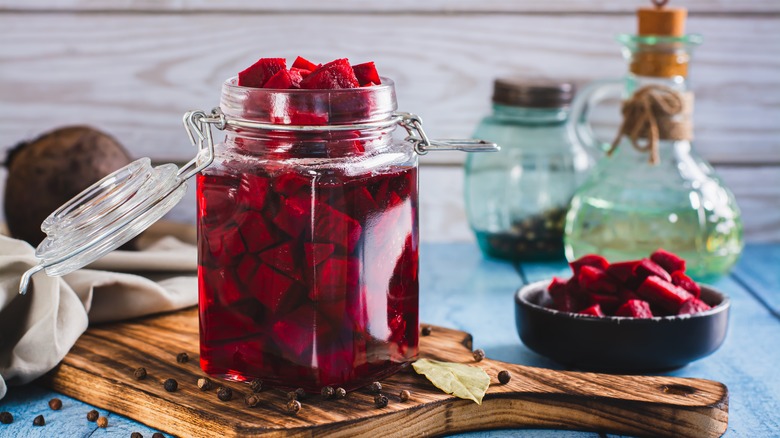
[18,108,496,295]
[185,108,499,157]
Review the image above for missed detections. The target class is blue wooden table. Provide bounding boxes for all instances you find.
[1,243,778,437]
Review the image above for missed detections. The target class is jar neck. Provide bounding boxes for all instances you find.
[491,103,570,125]
[219,77,399,159]
[617,34,701,94]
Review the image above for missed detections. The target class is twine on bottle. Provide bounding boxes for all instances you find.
[608,84,693,164]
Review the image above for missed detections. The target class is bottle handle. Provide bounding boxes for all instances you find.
[568,79,624,155]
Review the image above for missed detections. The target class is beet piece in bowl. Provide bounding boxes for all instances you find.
[514,280,730,373]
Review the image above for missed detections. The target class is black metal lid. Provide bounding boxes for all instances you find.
[492,78,575,108]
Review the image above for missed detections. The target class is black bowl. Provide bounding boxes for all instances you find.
[515,280,730,373]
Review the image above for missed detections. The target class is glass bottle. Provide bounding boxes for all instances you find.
[465,79,593,260]
[564,33,743,281]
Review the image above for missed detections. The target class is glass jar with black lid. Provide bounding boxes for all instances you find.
[465,79,594,260]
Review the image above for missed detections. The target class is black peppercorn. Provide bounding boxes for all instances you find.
[0,411,12,424]
[197,377,213,391]
[33,415,45,426]
[295,388,306,400]
[369,381,382,394]
[249,378,264,393]
[217,386,233,401]
[133,367,147,380]
[335,387,347,399]
[321,386,335,399]
[87,409,99,422]
[152,433,165,438]
[131,433,143,438]
[176,352,189,364]
[374,394,388,408]
[421,326,432,336]
[97,416,108,428]
[399,389,411,402]
[48,398,62,410]
[498,370,511,384]
[245,394,260,408]
[472,349,486,362]
[163,378,178,392]
[286,400,301,415]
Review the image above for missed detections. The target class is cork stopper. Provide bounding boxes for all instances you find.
[631,0,690,78]
[638,6,687,37]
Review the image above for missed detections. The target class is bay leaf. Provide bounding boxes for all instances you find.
[412,358,490,405]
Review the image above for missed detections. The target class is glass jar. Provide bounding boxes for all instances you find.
[564,34,743,281]
[15,72,496,388]
[465,79,593,260]
[197,79,419,391]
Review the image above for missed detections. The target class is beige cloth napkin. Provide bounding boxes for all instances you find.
[0,222,198,399]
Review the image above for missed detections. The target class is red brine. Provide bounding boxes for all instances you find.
[197,163,419,391]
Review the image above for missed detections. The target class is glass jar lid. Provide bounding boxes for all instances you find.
[18,158,189,293]
[492,78,576,108]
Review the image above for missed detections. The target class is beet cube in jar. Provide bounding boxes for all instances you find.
[197,77,419,391]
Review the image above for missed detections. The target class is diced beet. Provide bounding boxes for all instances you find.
[204,267,243,307]
[237,210,276,253]
[205,222,246,266]
[606,260,641,284]
[615,299,654,318]
[587,293,622,314]
[352,62,381,86]
[292,56,319,71]
[678,297,712,315]
[250,263,296,313]
[237,173,269,211]
[349,186,379,221]
[263,68,293,89]
[636,276,694,313]
[237,58,286,88]
[259,242,301,280]
[198,173,240,227]
[547,277,568,300]
[579,304,604,317]
[309,257,359,302]
[304,242,335,267]
[548,277,582,313]
[299,58,360,90]
[272,304,315,358]
[569,254,609,275]
[289,68,305,88]
[577,265,618,294]
[650,248,686,274]
[273,172,311,197]
[272,196,310,238]
[633,258,672,283]
[313,202,362,254]
[235,254,260,285]
[671,271,701,298]
[287,110,329,126]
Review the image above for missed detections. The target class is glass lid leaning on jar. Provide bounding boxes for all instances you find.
[17,60,498,392]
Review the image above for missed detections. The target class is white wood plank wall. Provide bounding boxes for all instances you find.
[1,1,778,242]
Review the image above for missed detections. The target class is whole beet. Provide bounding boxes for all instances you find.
[4,126,132,246]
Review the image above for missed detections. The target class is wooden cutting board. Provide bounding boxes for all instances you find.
[43,308,728,438]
